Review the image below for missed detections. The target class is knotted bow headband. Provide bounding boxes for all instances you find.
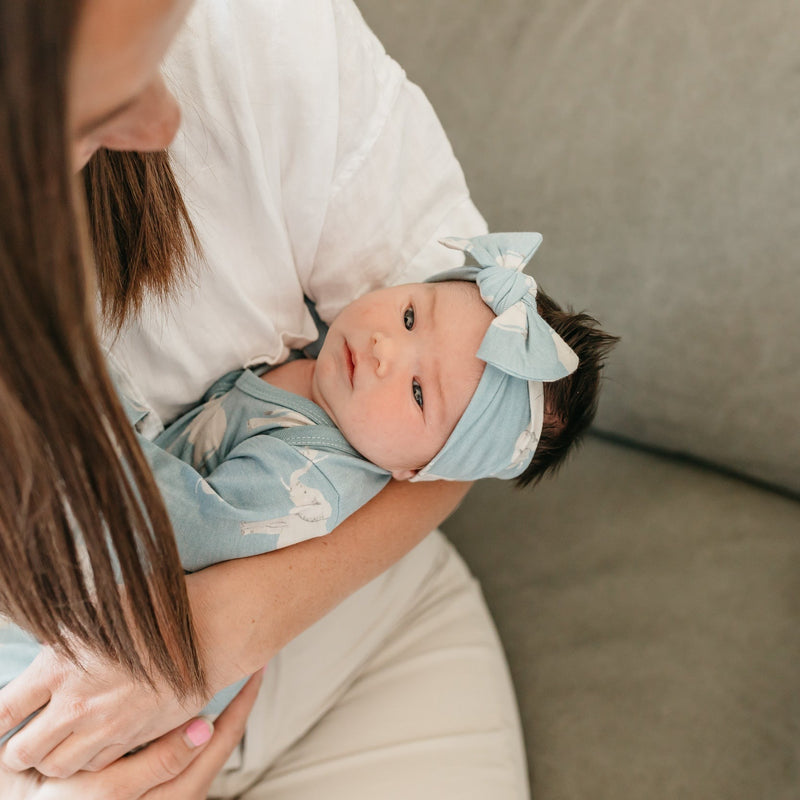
[412,232,579,482]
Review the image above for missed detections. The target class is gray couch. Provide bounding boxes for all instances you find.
[358,2,800,797]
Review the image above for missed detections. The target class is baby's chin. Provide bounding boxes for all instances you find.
[387,466,420,481]
[370,451,427,481]
[349,443,421,481]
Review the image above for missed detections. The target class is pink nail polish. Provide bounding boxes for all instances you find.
[185,718,213,747]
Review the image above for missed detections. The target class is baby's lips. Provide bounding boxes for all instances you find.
[344,339,355,386]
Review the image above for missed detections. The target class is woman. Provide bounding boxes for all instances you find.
[0,0,529,797]
[1,2,261,794]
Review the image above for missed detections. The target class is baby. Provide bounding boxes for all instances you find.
[140,232,618,571]
[0,232,618,720]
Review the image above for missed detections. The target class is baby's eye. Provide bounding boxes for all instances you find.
[412,379,424,409]
[403,306,415,330]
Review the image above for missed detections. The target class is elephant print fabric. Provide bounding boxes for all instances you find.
[142,367,390,571]
[240,452,334,547]
[0,366,390,721]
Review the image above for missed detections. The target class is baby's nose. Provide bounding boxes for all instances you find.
[372,332,394,377]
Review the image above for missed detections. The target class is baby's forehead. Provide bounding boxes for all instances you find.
[407,278,485,310]
[432,278,482,302]
[429,280,494,402]
[431,280,493,328]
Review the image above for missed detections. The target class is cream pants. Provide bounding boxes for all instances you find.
[208,531,529,799]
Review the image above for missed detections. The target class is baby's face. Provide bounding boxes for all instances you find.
[311,282,494,479]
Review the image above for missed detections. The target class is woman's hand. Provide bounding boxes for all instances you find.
[0,478,470,778]
[0,642,210,778]
[0,669,262,800]
[0,558,264,779]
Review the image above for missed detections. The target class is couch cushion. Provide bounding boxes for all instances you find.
[357,0,800,494]
[442,437,800,799]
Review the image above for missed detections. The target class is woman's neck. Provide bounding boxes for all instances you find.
[260,358,316,400]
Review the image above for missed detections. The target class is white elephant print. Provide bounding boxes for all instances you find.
[182,396,227,471]
[241,456,333,548]
[247,407,312,431]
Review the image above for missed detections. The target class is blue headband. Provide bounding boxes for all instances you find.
[411,233,579,482]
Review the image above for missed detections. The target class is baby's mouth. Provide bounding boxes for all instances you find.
[344,341,355,386]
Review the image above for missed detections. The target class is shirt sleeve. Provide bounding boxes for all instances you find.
[304,0,488,323]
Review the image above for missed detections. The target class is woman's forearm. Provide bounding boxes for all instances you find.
[188,479,472,691]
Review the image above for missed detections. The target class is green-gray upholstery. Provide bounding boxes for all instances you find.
[358,1,800,796]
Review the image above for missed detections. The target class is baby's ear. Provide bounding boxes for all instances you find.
[391,468,418,481]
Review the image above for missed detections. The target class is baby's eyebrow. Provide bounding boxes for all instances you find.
[423,285,446,427]
[426,282,438,325]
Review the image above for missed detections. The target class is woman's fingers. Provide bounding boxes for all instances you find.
[192,668,262,762]
[143,669,264,800]
[94,717,215,800]
[0,718,215,800]
[2,684,125,777]
[37,732,126,779]
[0,765,42,800]
[0,672,264,800]
[0,642,201,776]
[81,743,130,773]
[2,707,78,775]
[0,670,51,744]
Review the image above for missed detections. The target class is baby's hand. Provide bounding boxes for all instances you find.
[0,642,207,778]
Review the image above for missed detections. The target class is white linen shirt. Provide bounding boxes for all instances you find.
[105,0,486,425]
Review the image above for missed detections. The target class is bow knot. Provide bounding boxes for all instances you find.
[439,233,578,382]
[476,266,534,316]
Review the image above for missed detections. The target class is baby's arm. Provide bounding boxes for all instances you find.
[140,432,389,571]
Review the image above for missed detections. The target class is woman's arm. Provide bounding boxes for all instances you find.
[191,478,472,686]
[0,479,470,777]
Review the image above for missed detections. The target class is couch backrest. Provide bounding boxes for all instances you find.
[358,0,800,495]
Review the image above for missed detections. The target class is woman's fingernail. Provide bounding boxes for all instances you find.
[185,718,214,747]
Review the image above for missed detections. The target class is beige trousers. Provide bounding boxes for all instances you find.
[208,531,529,799]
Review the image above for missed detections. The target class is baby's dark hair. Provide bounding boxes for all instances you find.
[515,288,620,488]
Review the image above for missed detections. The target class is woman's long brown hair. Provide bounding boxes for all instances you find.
[0,1,205,697]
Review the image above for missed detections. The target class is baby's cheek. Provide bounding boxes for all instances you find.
[372,409,412,456]
[345,407,399,466]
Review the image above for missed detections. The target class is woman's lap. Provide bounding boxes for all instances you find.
[208,530,529,799]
